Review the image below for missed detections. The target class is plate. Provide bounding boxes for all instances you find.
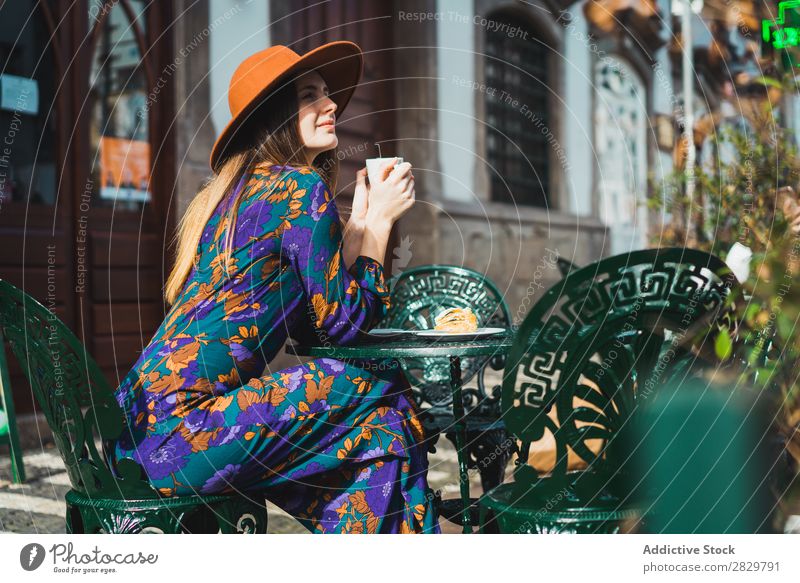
[366,328,413,339]
[411,327,507,340]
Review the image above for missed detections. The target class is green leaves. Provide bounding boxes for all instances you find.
[754,75,783,89]
[776,312,796,342]
[646,115,800,261]
[715,327,733,361]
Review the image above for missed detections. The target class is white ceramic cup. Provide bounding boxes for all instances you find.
[366,157,404,185]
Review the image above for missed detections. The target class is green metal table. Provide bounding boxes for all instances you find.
[287,332,513,533]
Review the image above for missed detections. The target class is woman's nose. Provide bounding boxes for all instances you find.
[322,96,337,114]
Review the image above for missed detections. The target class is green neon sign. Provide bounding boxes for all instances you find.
[763,0,800,49]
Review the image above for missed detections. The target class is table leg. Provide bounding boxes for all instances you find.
[449,355,472,533]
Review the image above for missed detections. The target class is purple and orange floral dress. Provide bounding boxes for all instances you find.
[113,163,439,533]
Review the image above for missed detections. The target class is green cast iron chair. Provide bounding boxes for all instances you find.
[556,257,581,278]
[0,279,267,533]
[478,248,739,533]
[381,265,513,499]
[0,343,25,483]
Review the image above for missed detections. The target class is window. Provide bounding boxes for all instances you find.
[0,0,57,205]
[594,57,647,253]
[485,13,550,207]
[88,0,151,209]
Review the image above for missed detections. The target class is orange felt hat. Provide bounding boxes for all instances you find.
[209,41,363,172]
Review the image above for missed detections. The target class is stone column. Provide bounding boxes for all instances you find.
[172,0,217,218]
[392,0,444,269]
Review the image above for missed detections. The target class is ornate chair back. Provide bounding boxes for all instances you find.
[0,279,155,499]
[501,248,738,498]
[382,265,511,427]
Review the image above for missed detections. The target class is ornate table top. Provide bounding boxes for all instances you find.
[287,332,514,360]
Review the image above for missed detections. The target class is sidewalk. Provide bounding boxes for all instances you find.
[0,438,480,534]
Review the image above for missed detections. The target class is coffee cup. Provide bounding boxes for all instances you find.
[366,157,404,185]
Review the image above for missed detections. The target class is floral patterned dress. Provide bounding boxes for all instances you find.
[113,163,439,534]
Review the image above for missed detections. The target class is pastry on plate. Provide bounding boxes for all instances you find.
[433,307,478,333]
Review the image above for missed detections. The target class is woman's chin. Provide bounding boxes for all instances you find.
[314,131,337,148]
[306,137,338,161]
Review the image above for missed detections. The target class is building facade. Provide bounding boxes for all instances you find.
[1,0,177,423]
[0,0,778,424]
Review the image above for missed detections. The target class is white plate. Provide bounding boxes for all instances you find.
[411,327,507,340]
[367,328,412,338]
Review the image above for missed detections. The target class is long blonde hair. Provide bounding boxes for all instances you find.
[165,79,340,304]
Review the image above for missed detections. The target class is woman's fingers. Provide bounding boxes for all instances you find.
[389,162,412,182]
[401,180,415,202]
[367,160,415,221]
[404,187,416,211]
[379,158,398,182]
[396,175,413,192]
[397,176,412,192]
[395,188,415,218]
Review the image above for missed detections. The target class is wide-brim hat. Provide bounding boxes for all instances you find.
[210,41,363,172]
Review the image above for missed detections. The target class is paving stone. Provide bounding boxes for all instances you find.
[19,451,69,470]
[41,472,72,487]
[0,492,64,517]
[0,509,66,534]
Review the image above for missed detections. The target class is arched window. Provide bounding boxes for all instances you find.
[485,12,550,207]
[594,57,648,253]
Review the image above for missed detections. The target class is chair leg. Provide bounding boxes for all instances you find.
[7,429,25,484]
[478,504,488,533]
[459,428,513,494]
[0,335,25,483]
[65,501,83,534]
[476,501,500,534]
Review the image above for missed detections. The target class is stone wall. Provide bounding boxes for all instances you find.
[172,0,217,219]
[396,199,608,325]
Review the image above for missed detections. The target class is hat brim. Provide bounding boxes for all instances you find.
[209,41,363,172]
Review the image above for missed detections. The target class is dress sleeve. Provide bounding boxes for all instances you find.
[280,169,390,344]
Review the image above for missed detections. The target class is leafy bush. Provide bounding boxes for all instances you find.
[650,108,800,524]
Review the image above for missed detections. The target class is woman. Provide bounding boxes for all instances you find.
[113,41,439,534]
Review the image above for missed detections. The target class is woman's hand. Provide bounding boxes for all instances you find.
[350,167,370,226]
[365,158,415,226]
[342,168,371,269]
[357,158,415,266]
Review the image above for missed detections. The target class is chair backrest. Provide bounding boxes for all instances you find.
[0,279,154,498]
[556,257,581,278]
[382,265,511,419]
[501,248,738,493]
